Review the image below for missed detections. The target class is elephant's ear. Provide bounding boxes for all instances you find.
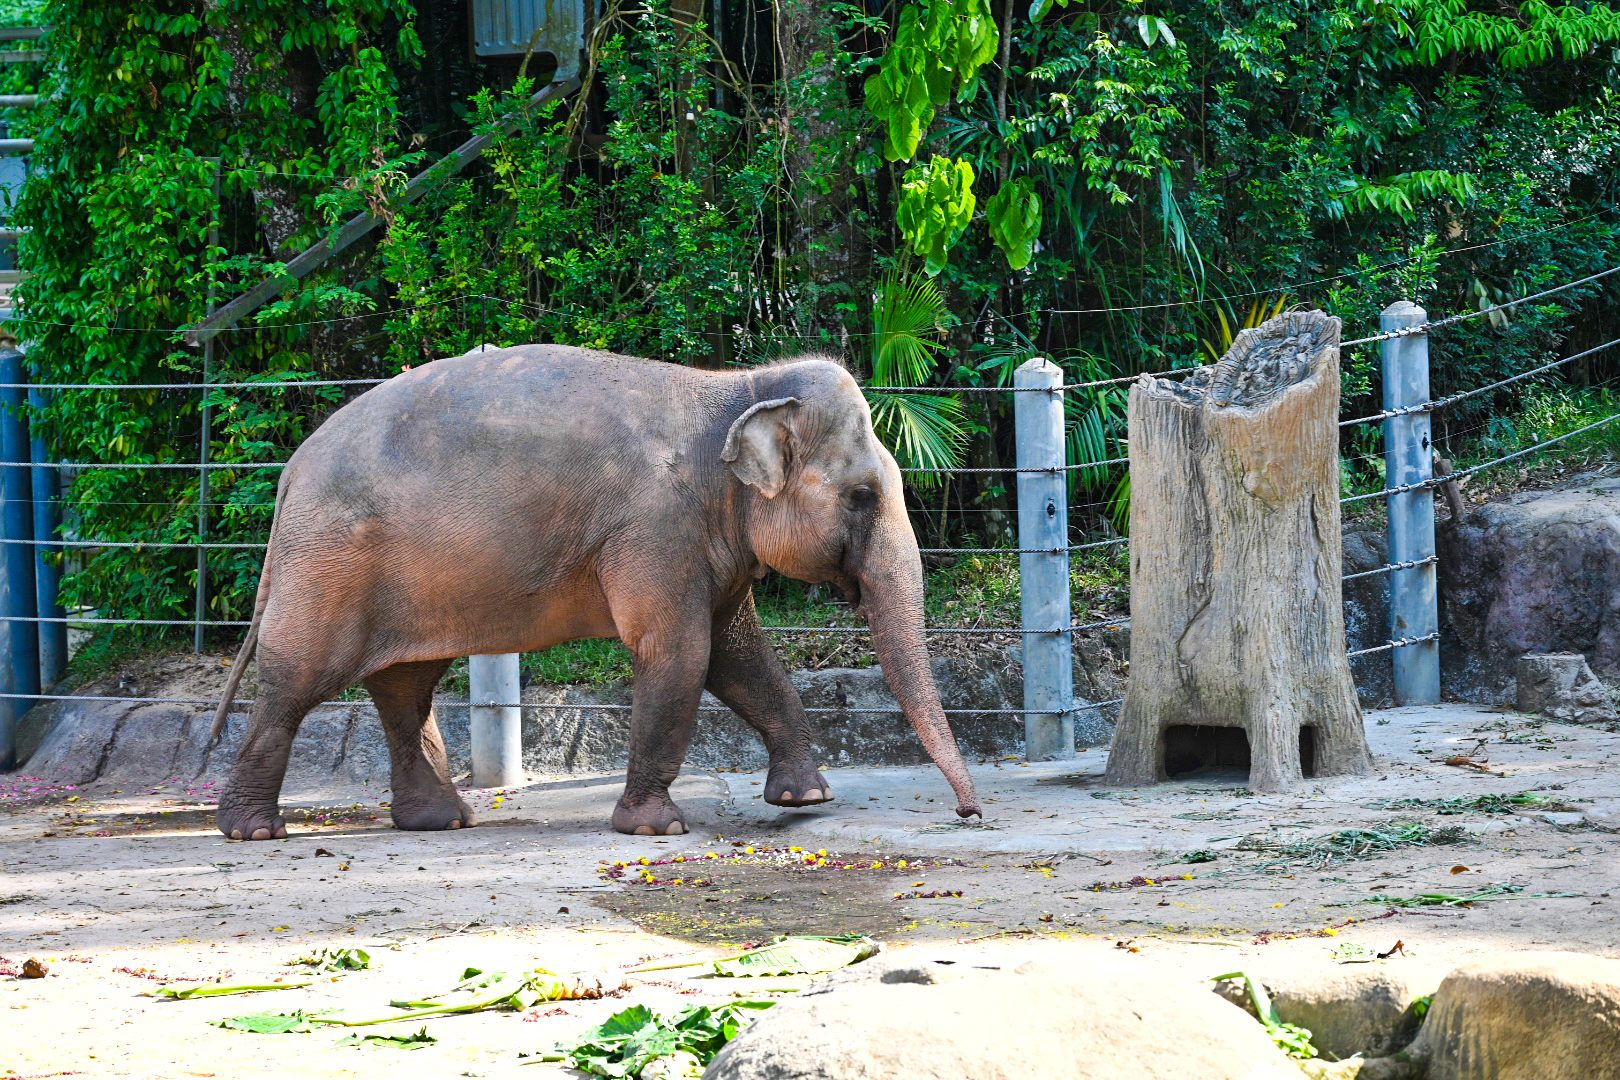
[722,397,801,498]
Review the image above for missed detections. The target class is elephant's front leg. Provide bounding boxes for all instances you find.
[613,617,713,837]
[707,590,832,807]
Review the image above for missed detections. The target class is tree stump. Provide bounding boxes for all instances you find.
[1106,310,1371,791]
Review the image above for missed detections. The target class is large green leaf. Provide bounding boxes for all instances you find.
[711,934,880,977]
[986,176,1043,270]
[897,156,977,276]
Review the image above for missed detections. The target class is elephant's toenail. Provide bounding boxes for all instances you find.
[803,788,822,801]
[447,820,461,829]
[634,825,656,836]
[251,827,271,841]
[665,821,686,835]
[780,790,793,801]
[230,830,243,840]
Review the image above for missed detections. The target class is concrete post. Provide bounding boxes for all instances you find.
[469,652,523,787]
[28,386,63,687]
[1381,301,1440,705]
[0,345,34,768]
[1014,357,1074,760]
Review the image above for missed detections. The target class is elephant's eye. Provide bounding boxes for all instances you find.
[847,486,878,512]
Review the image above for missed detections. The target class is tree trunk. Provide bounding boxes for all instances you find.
[1106,310,1370,792]
[775,0,860,337]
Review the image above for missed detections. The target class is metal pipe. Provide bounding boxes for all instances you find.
[29,385,63,686]
[1014,357,1075,760]
[195,160,219,652]
[0,345,36,767]
[469,653,524,787]
[1381,301,1441,705]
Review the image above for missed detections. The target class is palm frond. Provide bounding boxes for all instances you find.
[872,270,947,387]
[867,392,968,486]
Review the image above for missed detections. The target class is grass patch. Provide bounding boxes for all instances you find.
[1366,792,1578,815]
[1236,823,1471,869]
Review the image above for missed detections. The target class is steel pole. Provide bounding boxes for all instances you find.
[1381,301,1441,704]
[469,653,523,787]
[1014,357,1074,760]
[29,386,63,686]
[0,345,35,768]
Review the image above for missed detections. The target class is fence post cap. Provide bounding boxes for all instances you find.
[1381,300,1427,322]
[1013,356,1059,381]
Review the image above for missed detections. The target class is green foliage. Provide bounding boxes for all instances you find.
[1212,972,1319,1060]
[985,176,1043,270]
[866,271,969,480]
[864,0,998,161]
[897,155,977,275]
[543,1000,776,1078]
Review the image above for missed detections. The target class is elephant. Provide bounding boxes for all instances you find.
[210,345,983,839]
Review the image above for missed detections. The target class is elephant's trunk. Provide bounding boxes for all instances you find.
[857,516,982,819]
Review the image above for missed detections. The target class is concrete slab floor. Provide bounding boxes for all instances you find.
[1,703,1616,1078]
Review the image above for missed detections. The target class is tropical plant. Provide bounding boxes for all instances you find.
[865,270,968,484]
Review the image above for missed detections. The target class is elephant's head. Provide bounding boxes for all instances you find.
[722,359,982,818]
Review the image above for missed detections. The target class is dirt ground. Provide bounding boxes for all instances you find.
[3,703,1619,1078]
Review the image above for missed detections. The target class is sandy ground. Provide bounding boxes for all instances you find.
[3,703,1619,1078]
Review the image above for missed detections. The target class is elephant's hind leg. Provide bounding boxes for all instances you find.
[363,659,474,832]
[218,665,352,841]
[707,592,832,807]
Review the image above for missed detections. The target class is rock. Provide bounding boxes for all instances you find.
[704,962,1302,1080]
[1214,964,1444,1059]
[1516,653,1616,724]
[1417,951,1620,1079]
[1439,474,1620,703]
[20,957,47,978]
[1321,951,1620,1080]
[1343,473,1620,707]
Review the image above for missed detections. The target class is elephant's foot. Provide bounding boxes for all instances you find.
[390,789,477,832]
[764,760,833,807]
[216,798,288,841]
[612,794,688,836]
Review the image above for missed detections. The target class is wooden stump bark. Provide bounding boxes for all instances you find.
[1106,310,1371,792]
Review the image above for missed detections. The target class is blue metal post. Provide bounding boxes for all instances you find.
[29,386,63,686]
[0,345,36,767]
[1015,356,1075,761]
[1381,301,1441,704]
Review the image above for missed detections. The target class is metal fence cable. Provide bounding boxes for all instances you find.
[1338,336,1620,428]
[1346,632,1440,658]
[1342,409,1620,504]
[1340,266,1620,348]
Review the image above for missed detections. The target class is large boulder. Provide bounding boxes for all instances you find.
[1342,473,1620,707]
[704,958,1302,1080]
[1438,474,1620,703]
[1304,951,1620,1080]
[1417,951,1620,1080]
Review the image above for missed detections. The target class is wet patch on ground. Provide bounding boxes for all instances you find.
[589,843,970,943]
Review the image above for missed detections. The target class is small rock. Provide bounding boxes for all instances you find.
[20,957,47,978]
[1516,653,1617,724]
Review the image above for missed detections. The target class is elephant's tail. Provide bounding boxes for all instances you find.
[210,470,289,742]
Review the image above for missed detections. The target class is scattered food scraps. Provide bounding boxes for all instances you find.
[711,934,880,977]
[538,1000,775,1078]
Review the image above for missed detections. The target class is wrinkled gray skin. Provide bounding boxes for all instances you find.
[212,346,983,839]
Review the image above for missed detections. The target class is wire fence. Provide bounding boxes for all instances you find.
[0,267,1615,743]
